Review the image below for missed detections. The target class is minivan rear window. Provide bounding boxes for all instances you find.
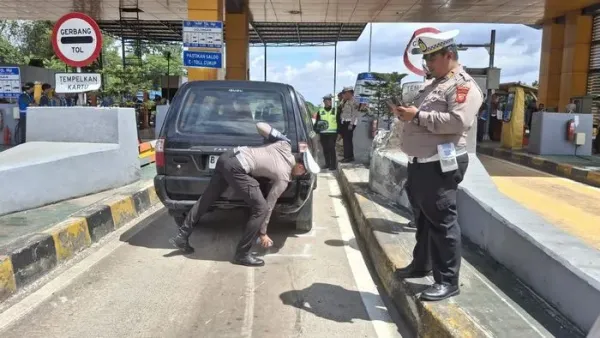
[176,88,287,139]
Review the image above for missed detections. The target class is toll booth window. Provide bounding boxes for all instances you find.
[176,88,287,137]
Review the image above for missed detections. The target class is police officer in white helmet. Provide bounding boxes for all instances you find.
[391,29,484,301]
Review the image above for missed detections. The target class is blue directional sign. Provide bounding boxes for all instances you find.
[0,67,22,99]
[183,51,223,69]
[182,20,223,49]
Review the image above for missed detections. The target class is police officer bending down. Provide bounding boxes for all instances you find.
[170,123,320,267]
[393,29,483,301]
[314,94,338,170]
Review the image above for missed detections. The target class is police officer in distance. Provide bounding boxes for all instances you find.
[392,29,484,301]
[339,86,361,163]
[314,94,338,170]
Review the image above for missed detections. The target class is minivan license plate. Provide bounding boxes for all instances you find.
[207,155,218,169]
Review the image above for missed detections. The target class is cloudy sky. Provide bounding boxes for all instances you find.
[247,23,542,105]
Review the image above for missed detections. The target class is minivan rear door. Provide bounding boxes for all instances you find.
[161,83,297,200]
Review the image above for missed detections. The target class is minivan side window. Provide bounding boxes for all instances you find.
[297,93,314,135]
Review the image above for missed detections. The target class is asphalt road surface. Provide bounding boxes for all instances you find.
[0,173,409,338]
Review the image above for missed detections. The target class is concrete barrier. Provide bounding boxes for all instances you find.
[368,148,600,333]
[0,107,140,216]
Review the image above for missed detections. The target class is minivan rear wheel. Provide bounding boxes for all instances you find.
[294,191,313,232]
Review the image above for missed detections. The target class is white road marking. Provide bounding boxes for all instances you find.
[0,205,164,333]
[326,174,401,338]
[240,267,255,338]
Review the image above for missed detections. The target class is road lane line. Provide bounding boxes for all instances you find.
[0,205,164,333]
[326,174,401,338]
[240,267,255,338]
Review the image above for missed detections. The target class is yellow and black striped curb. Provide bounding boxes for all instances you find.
[476,146,600,188]
[0,183,159,302]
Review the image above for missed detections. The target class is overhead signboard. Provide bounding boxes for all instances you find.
[182,20,223,49]
[0,67,22,99]
[55,73,101,93]
[403,27,440,77]
[51,12,103,68]
[183,51,223,69]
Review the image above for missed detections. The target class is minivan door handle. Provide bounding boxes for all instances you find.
[172,157,189,164]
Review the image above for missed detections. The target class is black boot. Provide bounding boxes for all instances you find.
[420,283,460,301]
[233,252,265,267]
[169,233,194,254]
[394,264,432,279]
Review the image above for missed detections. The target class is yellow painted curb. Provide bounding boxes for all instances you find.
[587,171,600,186]
[107,196,137,228]
[557,163,573,177]
[530,157,545,166]
[0,256,16,301]
[46,218,92,262]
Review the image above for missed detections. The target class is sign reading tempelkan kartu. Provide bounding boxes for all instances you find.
[55,73,101,93]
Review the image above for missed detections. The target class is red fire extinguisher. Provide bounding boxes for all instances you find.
[566,119,575,142]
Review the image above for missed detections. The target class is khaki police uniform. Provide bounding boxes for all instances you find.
[315,94,338,170]
[397,29,484,299]
[339,86,360,161]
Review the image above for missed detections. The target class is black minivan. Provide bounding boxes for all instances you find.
[154,80,322,231]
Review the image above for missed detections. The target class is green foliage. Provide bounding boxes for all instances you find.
[360,72,408,118]
[531,80,539,88]
[305,101,318,114]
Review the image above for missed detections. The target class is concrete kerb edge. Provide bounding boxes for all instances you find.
[0,182,159,303]
[475,146,600,188]
[336,166,484,338]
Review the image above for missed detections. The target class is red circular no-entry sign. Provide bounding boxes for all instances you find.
[403,27,440,77]
[51,12,103,68]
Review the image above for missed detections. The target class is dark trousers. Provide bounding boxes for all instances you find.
[18,115,26,144]
[405,153,469,286]
[178,150,267,255]
[320,132,337,169]
[340,121,354,160]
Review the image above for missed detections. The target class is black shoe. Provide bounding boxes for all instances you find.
[420,283,460,301]
[406,221,417,228]
[340,158,353,163]
[233,253,265,267]
[329,167,337,171]
[394,265,432,279]
[169,234,194,254]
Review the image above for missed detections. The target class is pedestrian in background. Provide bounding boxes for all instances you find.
[392,29,483,301]
[314,94,338,170]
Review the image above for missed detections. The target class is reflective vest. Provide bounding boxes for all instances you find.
[318,107,337,133]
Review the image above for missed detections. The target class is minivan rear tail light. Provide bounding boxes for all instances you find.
[155,137,165,167]
[298,142,308,153]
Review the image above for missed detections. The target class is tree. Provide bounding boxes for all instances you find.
[305,101,318,114]
[531,80,539,88]
[360,72,408,119]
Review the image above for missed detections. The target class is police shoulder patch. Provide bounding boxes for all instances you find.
[455,85,470,104]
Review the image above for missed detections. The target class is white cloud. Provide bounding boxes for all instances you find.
[249,23,542,105]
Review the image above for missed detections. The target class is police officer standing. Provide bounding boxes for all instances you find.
[314,94,338,170]
[339,86,360,162]
[392,29,483,301]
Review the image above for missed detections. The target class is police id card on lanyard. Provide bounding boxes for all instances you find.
[437,143,459,173]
